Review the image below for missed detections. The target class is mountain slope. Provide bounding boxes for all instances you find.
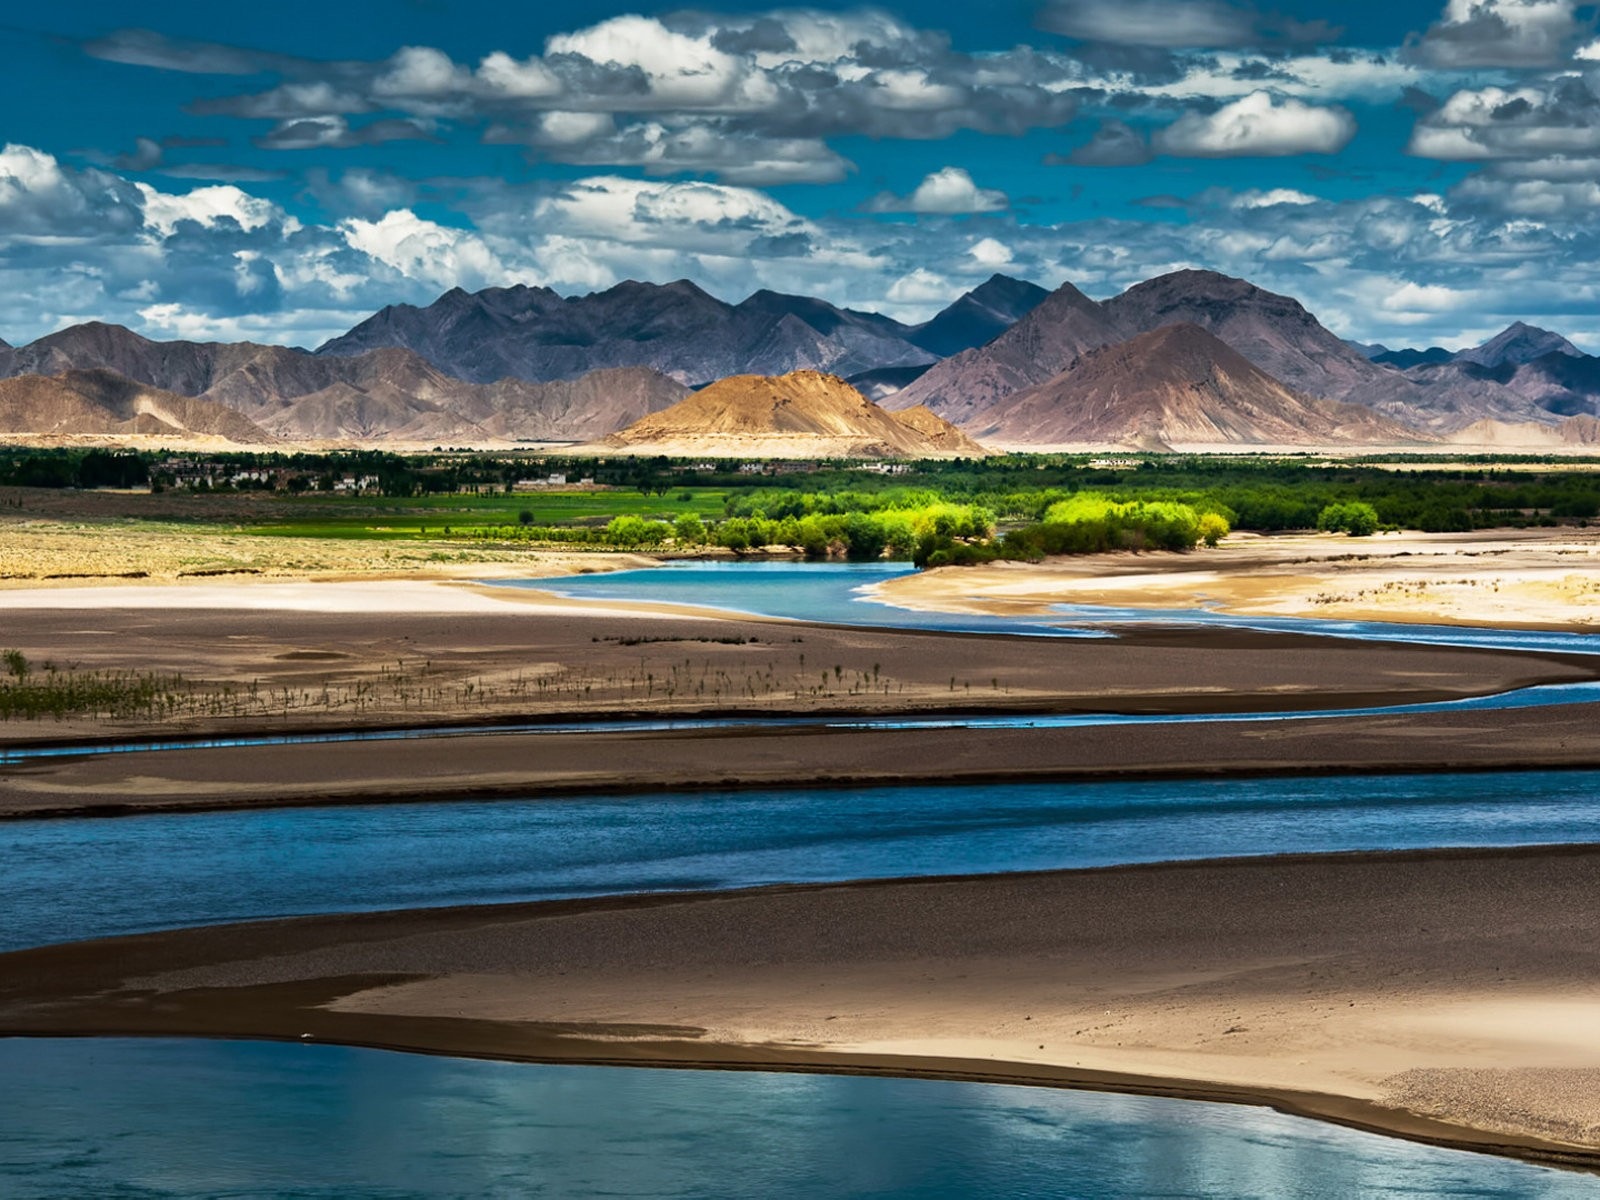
[884,282,1127,424]
[908,275,1050,357]
[0,323,688,443]
[1102,270,1382,402]
[0,370,274,443]
[980,324,1425,448]
[604,370,989,458]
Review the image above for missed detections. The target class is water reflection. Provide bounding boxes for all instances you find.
[0,1039,1588,1200]
[6,770,1600,952]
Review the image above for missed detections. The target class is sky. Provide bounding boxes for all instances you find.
[0,0,1596,351]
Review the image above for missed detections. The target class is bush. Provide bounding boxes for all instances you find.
[1317,501,1380,537]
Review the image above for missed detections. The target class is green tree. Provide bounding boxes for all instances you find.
[1317,502,1379,537]
[673,513,706,545]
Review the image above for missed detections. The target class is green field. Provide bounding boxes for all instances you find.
[242,489,733,540]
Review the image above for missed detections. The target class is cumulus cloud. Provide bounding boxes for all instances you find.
[864,168,1010,214]
[338,209,511,290]
[0,144,144,237]
[136,183,289,237]
[91,12,1081,185]
[1037,0,1338,48]
[1408,76,1600,160]
[1154,91,1357,156]
[1404,0,1590,68]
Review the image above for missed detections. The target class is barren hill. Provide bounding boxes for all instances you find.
[0,370,274,444]
[885,282,1127,424]
[981,324,1426,448]
[604,370,991,458]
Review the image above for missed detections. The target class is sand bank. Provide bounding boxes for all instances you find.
[3,846,1597,1169]
[5,697,1600,820]
[0,577,1590,743]
[871,529,1600,632]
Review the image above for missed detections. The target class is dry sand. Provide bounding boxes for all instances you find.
[872,529,1600,632]
[3,847,1597,1169]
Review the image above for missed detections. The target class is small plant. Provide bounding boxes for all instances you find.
[3,649,27,681]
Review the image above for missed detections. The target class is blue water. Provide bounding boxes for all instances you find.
[8,771,1600,953]
[0,1039,1589,1200]
[512,559,1600,655]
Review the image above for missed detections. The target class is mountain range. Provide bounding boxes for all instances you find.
[318,274,1046,387]
[0,269,1594,450]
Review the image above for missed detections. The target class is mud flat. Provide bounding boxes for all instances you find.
[3,846,1597,1170]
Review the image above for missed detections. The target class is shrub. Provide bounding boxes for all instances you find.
[1317,501,1380,537]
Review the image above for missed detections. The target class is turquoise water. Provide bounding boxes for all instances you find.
[0,1039,1589,1200]
[7,770,1600,952]
[511,559,1600,655]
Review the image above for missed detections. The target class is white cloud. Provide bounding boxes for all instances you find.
[534,112,617,145]
[136,183,287,237]
[969,237,1015,266]
[337,209,511,289]
[1155,91,1357,156]
[545,16,743,107]
[887,268,955,305]
[1381,280,1478,311]
[865,167,1009,214]
[1231,188,1320,208]
[1406,0,1586,67]
[475,51,563,99]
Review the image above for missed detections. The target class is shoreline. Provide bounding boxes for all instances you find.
[5,846,1597,1172]
[871,529,1600,634]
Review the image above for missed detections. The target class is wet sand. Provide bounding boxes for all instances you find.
[874,529,1600,632]
[3,847,1597,1169]
[4,699,1600,820]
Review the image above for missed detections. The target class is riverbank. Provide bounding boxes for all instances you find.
[872,529,1600,632]
[2,576,1590,751]
[3,846,1596,1169]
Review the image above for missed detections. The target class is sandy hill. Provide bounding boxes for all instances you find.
[604,370,991,458]
[0,370,274,444]
[981,324,1427,449]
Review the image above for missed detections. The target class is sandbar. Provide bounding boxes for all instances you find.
[872,529,1600,632]
[3,847,1597,1169]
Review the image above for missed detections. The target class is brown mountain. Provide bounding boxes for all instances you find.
[0,370,274,444]
[884,282,1127,424]
[1101,270,1382,403]
[980,325,1427,448]
[604,370,991,458]
[0,324,687,444]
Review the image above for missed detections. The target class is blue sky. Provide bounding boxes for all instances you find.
[0,1,1596,350]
